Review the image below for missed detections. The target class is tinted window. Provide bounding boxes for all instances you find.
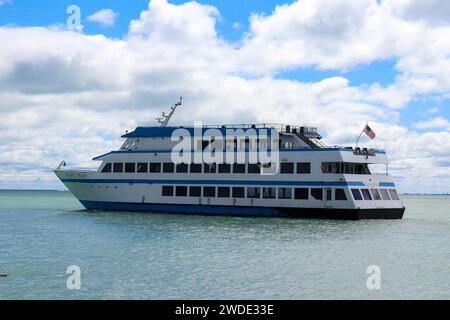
[203,187,216,197]
[297,162,311,174]
[113,163,123,173]
[335,188,347,200]
[280,162,294,174]
[370,189,382,200]
[137,163,148,173]
[263,187,276,199]
[311,188,323,200]
[248,163,260,174]
[388,189,400,200]
[218,187,230,198]
[176,163,188,173]
[232,187,245,198]
[101,163,112,173]
[189,186,201,197]
[204,163,217,173]
[233,163,245,173]
[380,189,391,200]
[125,163,135,173]
[278,188,292,199]
[294,188,308,200]
[190,163,202,173]
[150,163,161,173]
[162,186,173,196]
[247,187,260,198]
[361,189,372,200]
[351,189,363,200]
[218,163,231,173]
[175,186,188,197]
[163,163,174,173]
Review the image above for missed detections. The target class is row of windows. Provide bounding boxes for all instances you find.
[351,188,400,201]
[101,162,311,174]
[161,186,344,200]
[322,162,371,175]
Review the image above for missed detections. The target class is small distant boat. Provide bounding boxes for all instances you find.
[55,98,405,220]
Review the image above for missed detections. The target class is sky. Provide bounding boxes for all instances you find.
[0,0,449,193]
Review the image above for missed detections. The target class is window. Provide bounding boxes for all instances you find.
[203,187,216,197]
[218,187,230,198]
[189,186,201,197]
[263,187,276,199]
[233,163,245,173]
[137,163,148,173]
[370,189,382,200]
[335,189,347,200]
[247,187,261,198]
[125,163,136,173]
[190,163,202,173]
[351,189,363,200]
[204,163,217,173]
[175,186,188,197]
[297,162,311,174]
[248,163,260,174]
[101,163,112,173]
[280,162,294,174]
[361,189,372,200]
[380,189,391,200]
[150,163,161,173]
[326,189,332,201]
[113,163,123,173]
[218,163,231,173]
[311,188,323,200]
[163,163,174,173]
[388,189,400,200]
[176,163,188,173]
[278,188,292,199]
[162,186,173,196]
[232,187,245,198]
[295,188,308,200]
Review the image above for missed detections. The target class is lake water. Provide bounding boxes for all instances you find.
[0,190,449,299]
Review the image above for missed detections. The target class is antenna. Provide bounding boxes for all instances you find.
[156,97,182,127]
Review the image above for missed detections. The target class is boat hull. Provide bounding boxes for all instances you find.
[79,200,405,220]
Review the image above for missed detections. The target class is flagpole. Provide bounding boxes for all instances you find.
[355,122,368,148]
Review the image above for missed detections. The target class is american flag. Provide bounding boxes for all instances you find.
[363,124,376,139]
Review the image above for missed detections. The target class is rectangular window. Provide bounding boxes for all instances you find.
[189,186,201,197]
[335,188,347,200]
[232,187,245,198]
[280,162,294,174]
[203,186,216,197]
[233,163,245,173]
[263,187,276,199]
[204,163,217,173]
[351,189,363,200]
[218,163,231,173]
[137,163,148,173]
[162,186,173,196]
[380,189,391,200]
[176,163,188,173]
[150,163,161,173]
[388,189,400,200]
[370,189,382,200]
[113,163,123,173]
[278,188,292,199]
[101,163,112,173]
[294,188,308,200]
[190,163,202,173]
[163,163,174,173]
[125,163,136,173]
[218,187,230,198]
[248,163,260,174]
[297,162,311,174]
[175,186,188,197]
[247,187,261,199]
[311,188,323,200]
[361,189,372,200]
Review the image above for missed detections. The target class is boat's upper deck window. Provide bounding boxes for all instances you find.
[322,162,371,175]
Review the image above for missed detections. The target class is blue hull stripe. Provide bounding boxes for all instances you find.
[379,182,395,187]
[61,178,365,187]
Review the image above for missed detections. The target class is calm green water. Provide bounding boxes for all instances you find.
[0,190,449,299]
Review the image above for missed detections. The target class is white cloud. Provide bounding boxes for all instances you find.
[0,0,449,193]
[87,8,119,27]
[414,117,450,130]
